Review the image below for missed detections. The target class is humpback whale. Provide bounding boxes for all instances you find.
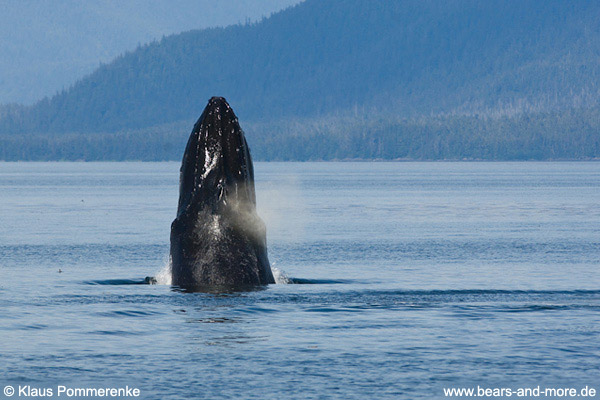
[170,97,275,290]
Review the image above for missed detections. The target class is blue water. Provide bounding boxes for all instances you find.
[0,162,599,399]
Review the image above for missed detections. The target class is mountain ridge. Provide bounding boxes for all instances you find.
[0,0,300,104]
[1,0,600,160]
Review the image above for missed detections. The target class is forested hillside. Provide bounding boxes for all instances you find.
[0,0,299,104]
[1,0,600,160]
[1,107,598,161]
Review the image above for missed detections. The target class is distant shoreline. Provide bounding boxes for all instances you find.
[1,159,599,163]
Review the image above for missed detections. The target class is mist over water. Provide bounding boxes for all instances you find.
[0,162,599,399]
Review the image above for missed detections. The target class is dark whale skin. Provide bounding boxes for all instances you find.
[170,97,275,290]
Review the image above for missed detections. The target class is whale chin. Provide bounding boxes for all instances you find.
[170,97,275,291]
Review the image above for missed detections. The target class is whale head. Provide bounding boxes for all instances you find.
[177,96,256,217]
[170,97,274,291]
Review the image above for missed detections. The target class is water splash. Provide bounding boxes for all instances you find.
[272,265,291,284]
[153,258,289,286]
[154,257,172,285]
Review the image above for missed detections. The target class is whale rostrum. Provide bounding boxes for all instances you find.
[170,97,275,290]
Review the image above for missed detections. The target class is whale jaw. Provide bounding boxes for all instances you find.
[170,97,274,291]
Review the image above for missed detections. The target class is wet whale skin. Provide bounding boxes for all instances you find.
[170,97,275,290]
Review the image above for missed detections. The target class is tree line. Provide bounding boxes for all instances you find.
[1,107,598,161]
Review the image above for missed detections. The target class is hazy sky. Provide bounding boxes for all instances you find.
[0,0,302,105]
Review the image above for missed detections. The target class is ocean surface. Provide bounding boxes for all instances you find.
[0,162,599,399]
